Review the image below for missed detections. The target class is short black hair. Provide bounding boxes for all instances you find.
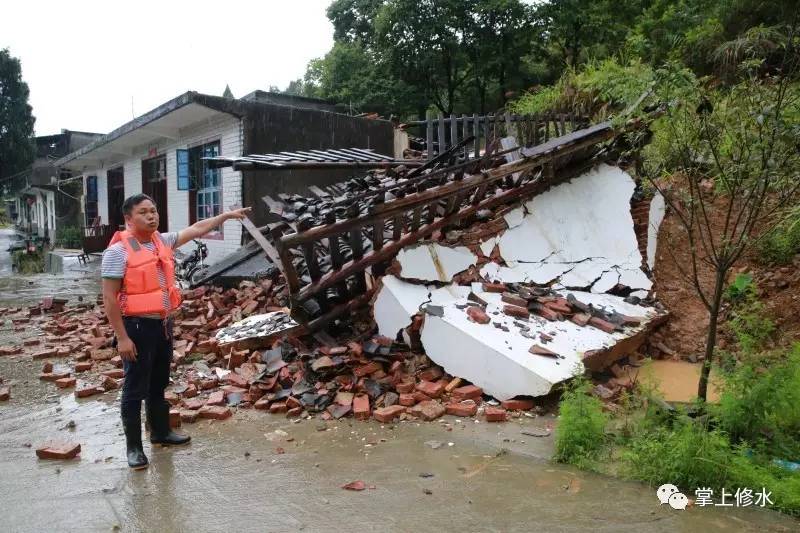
[122,194,156,216]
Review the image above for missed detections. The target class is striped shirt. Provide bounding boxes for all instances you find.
[102,232,178,317]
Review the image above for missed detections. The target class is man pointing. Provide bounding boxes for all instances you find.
[102,194,250,469]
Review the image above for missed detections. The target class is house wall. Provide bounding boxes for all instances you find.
[238,103,395,226]
[79,114,244,264]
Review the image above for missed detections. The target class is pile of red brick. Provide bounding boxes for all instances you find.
[0,279,542,424]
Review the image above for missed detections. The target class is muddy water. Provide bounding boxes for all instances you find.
[0,228,102,307]
[639,360,721,403]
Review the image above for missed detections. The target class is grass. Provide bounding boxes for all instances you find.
[554,343,800,516]
[554,376,609,467]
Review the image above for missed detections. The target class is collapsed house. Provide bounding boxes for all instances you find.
[203,114,668,401]
[1,114,670,424]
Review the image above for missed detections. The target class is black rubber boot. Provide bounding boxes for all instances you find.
[147,401,191,446]
[122,412,148,470]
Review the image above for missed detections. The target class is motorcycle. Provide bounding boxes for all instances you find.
[175,239,209,288]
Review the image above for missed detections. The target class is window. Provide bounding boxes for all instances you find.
[187,141,222,228]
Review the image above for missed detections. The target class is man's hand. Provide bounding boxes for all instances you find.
[224,207,252,221]
[117,336,137,361]
[176,207,253,247]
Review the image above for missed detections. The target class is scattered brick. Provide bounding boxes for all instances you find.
[36,441,81,460]
[286,406,304,418]
[399,393,417,407]
[544,300,572,314]
[74,362,93,372]
[484,406,508,422]
[102,375,119,390]
[529,344,559,358]
[589,316,617,333]
[410,400,446,421]
[503,304,530,318]
[41,362,53,373]
[75,384,104,398]
[180,410,199,423]
[501,292,528,308]
[32,348,59,359]
[373,405,405,423]
[466,306,490,324]
[571,313,591,326]
[395,381,415,393]
[206,390,225,406]
[341,480,366,491]
[482,282,506,293]
[416,380,444,398]
[40,372,70,382]
[534,306,561,321]
[269,402,288,414]
[451,384,483,402]
[0,346,22,356]
[55,377,77,389]
[169,410,182,428]
[223,373,248,388]
[183,398,206,410]
[446,400,478,417]
[501,399,535,411]
[353,394,371,420]
[354,361,382,377]
[0,386,9,401]
[198,405,232,420]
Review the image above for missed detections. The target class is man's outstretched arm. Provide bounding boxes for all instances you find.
[174,207,251,248]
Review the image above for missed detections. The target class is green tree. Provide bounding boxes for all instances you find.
[642,30,800,402]
[535,0,649,68]
[0,48,36,181]
[466,0,536,110]
[326,0,385,46]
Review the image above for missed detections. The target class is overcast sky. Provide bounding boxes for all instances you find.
[0,0,334,136]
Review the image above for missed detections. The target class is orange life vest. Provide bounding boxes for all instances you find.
[109,230,182,317]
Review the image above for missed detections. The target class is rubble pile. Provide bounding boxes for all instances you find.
[0,279,546,423]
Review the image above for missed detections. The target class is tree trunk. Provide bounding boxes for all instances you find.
[698,269,726,401]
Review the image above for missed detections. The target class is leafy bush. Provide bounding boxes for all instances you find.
[12,250,44,274]
[508,58,655,120]
[612,344,800,515]
[724,273,754,302]
[758,206,800,265]
[623,417,733,490]
[554,377,609,466]
[56,225,82,249]
[728,300,775,355]
[715,346,800,460]
[724,276,774,355]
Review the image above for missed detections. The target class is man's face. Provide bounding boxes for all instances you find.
[125,199,159,234]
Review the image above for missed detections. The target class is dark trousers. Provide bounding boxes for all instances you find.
[119,316,173,419]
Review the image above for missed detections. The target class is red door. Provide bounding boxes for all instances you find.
[142,156,168,233]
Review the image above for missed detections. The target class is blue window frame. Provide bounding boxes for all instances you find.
[176,149,190,190]
[187,141,222,225]
[196,143,221,222]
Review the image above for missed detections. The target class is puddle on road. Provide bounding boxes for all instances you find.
[638,359,721,403]
[0,229,101,307]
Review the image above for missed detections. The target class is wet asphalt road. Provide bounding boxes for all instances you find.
[0,229,797,532]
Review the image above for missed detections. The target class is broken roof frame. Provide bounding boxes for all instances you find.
[205,147,422,171]
[271,118,655,330]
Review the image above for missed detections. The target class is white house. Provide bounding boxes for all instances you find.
[56,91,395,264]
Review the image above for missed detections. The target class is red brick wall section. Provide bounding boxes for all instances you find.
[630,197,651,267]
